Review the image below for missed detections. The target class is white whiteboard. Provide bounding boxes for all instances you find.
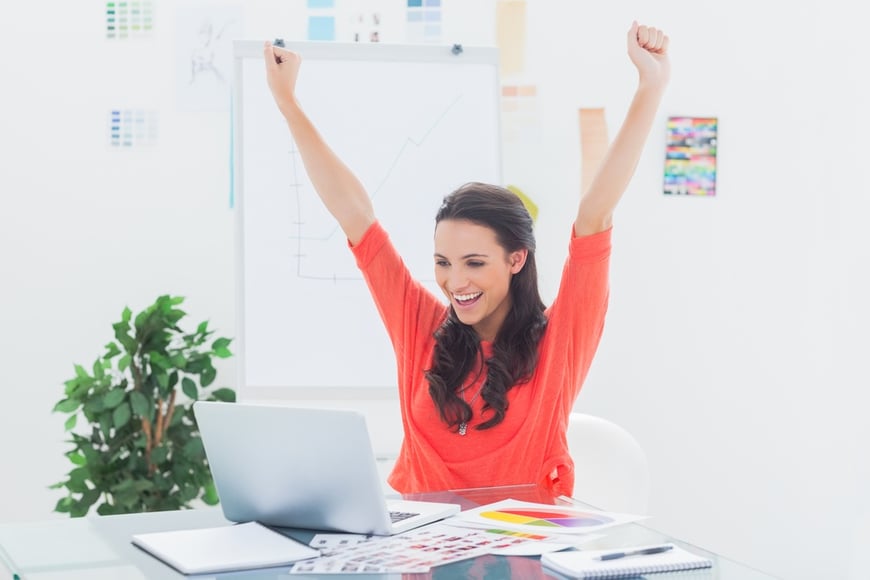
[233,41,502,390]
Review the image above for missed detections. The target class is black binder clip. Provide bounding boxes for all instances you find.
[451,43,463,55]
[273,38,286,48]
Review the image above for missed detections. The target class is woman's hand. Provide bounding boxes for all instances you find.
[263,41,303,114]
[627,21,671,90]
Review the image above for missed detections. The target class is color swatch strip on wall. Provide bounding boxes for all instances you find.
[108,109,158,148]
[406,0,441,44]
[664,116,718,196]
[106,1,154,39]
[501,84,538,143]
[308,0,336,41]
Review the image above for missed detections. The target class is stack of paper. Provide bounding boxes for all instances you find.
[131,521,320,574]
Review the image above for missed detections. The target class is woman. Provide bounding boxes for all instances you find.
[263,21,670,496]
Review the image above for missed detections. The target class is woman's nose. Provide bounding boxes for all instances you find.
[448,270,468,292]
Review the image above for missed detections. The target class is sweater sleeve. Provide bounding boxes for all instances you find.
[349,221,447,382]
[545,227,612,403]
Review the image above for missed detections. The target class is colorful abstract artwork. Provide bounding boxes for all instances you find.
[664,116,718,196]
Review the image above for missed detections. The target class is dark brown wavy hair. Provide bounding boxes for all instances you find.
[425,182,547,432]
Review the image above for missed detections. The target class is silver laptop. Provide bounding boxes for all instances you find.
[192,401,460,536]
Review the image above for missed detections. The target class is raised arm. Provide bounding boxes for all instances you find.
[263,41,375,244]
[575,21,671,236]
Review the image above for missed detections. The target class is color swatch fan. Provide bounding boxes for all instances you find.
[454,499,646,535]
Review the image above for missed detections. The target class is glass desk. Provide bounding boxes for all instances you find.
[0,485,777,579]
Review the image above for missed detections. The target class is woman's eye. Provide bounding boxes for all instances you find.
[467,261,485,268]
[435,260,449,267]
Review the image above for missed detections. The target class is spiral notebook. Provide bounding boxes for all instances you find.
[541,543,712,579]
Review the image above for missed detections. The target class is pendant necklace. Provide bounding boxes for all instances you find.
[458,386,483,436]
[458,349,487,436]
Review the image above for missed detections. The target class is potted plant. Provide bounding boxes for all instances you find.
[51,295,235,516]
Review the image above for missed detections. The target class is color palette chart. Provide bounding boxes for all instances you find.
[456,499,644,535]
[664,116,718,196]
[108,109,158,148]
[106,1,154,39]
[480,507,615,529]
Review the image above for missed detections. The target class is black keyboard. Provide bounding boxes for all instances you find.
[389,510,419,523]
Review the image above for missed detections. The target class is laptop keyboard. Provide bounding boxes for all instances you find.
[389,510,420,523]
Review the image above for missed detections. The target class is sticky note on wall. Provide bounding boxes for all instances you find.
[496,0,526,77]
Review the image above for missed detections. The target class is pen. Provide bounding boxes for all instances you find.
[598,544,674,561]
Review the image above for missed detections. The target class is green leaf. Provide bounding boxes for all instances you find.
[113,403,131,429]
[210,388,236,402]
[170,408,186,426]
[118,354,131,372]
[64,377,80,396]
[67,451,86,466]
[116,331,137,354]
[133,480,157,493]
[70,501,90,518]
[112,478,134,493]
[96,503,116,516]
[53,398,80,413]
[212,337,232,351]
[150,351,169,370]
[202,481,220,505]
[200,366,216,387]
[167,308,186,325]
[102,389,126,409]
[181,377,198,400]
[64,415,77,431]
[197,320,209,334]
[67,467,90,493]
[74,364,89,379]
[130,391,150,417]
[186,358,206,373]
[84,397,105,415]
[152,445,169,465]
[79,489,101,514]
[54,496,73,513]
[92,359,105,379]
[213,344,233,359]
[103,341,121,359]
[182,437,205,461]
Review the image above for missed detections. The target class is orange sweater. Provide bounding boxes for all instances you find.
[351,221,611,497]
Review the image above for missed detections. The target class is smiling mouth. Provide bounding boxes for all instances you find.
[453,292,482,306]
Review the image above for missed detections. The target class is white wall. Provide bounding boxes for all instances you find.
[1,2,868,580]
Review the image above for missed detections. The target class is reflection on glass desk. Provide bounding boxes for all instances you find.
[0,484,777,579]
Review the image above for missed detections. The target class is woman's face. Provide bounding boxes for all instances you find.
[433,219,527,341]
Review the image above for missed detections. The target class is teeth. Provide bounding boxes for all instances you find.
[454,292,482,302]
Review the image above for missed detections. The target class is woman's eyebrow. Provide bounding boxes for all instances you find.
[433,252,489,259]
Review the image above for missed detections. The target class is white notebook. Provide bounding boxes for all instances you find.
[131,521,320,574]
[541,543,712,579]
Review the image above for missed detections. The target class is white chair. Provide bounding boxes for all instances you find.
[566,412,651,514]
